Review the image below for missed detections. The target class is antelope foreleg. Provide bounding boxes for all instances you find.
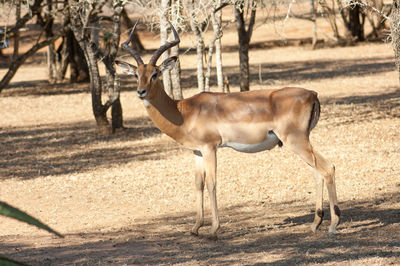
[191,152,205,236]
[203,146,220,239]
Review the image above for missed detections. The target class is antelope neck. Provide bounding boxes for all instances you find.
[145,82,184,139]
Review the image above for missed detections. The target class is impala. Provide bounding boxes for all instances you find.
[116,22,340,239]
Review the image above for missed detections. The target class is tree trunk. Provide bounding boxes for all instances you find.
[55,34,69,81]
[68,0,124,135]
[85,44,112,135]
[205,1,224,92]
[194,33,205,92]
[205,43,214,92]
[69,0,111,135]
[237,35,249,91]
[107,2,124,132]
[186,0,205,92]
[214,2,224,91]
[338,0,365,42]
[310,0,318,49]
[234,0,256,92]
[42,0,57,83]
[160,0,173,97]
[67,29,90,83]
[348,4,365,41]
[12,0,21,61]
[170,34,183,100]
[170,1,183,100]
[112,99,123,131]
[390,0,400,85]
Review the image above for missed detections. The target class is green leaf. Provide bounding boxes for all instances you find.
[0,201,63,238]
[0,256,27,266]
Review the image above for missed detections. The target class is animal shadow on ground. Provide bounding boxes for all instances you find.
[320,88,400,126]
[2,192,399,265]
[0,117,184,180]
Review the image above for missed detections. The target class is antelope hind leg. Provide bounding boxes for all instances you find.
[282,134,340,235]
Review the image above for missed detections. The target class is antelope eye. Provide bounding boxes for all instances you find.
[150,71,159,81]
[134,72,138,79]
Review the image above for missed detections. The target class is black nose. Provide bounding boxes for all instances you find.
[137,89,147,98]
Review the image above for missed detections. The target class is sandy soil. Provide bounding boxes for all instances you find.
[0,7,399,265]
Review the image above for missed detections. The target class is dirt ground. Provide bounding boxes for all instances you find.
[1,6,400,265]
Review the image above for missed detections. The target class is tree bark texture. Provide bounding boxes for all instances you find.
[186,0,205,92]
[339,0,365,42]
[68,0,124,135]
[390,0,400,85]
[170,36,183,100]
[106,2,124,131]
[36,0,58,83]
[160,0,173,97]
[214,3,224,92]
[348,4,365,41]
[205,2,223,92]
[170,0,183,100]
[234,0,256,92]
[67,29,90,83]
[12,0,21,61]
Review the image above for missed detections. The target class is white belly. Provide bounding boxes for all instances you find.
[219,131,280,153]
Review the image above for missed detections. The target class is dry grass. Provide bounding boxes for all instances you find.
[0,10,400,265]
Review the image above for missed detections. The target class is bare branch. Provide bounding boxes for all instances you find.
[344,0,390,21]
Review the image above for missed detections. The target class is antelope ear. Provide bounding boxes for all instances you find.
[115,60,137,75]
[160,56,178,72]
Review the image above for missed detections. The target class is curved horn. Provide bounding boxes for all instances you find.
[149,21,180,66]
[121,21,144,66]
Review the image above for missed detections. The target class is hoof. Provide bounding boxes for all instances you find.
[328,227,337,237]
[207,234,218,241]
[190,230,199,236]
[328,224,337,237]
[310,224,318,233]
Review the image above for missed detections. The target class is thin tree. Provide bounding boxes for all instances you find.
[68,0,124,134]
[214,0,224,91]
[169,0,183,100]
[160,0,173,96]
[234,0,256,92]
[186,0,206,92]
[44,0,89,84]
[391,0,400,85]
[12,0,21,61]
[339,0,366,42]
[205,0,224,91]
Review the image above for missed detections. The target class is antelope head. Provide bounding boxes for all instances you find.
[115,22,180,101]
